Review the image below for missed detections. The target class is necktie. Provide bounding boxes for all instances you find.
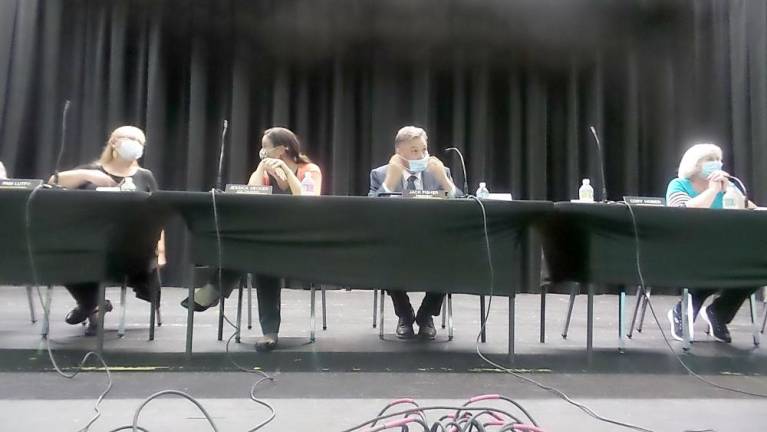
[406,175,418,191]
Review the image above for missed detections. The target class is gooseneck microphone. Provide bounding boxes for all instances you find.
[588,126,608,203]
[444,147,469,197]
[52,100,71,185]
[216,119,229,191]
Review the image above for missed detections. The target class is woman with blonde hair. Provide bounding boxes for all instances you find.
[51,125,165,333]
[665,143,757,343]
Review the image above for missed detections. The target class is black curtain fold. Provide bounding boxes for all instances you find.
[1,0,766,287]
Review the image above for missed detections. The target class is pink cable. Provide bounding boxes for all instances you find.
[513,425,546,432]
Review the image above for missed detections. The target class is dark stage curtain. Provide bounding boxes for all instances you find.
[1,0,766,288]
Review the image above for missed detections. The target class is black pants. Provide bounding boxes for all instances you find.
[388,290,444,323]
[689,287,758,324]
[207,268,282,335]
[66,267,160,311]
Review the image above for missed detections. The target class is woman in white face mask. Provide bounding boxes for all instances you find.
[664,143,758,345]
[51,126,166,334]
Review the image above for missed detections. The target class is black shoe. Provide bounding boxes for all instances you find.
[82,301,114,337]
[417,316,437,340]
[396,317,415,339]
[255,333,279,352]
[180,296,218,312]
[702,305,731,343]
[667,303,684,341]
[66,300,113,325]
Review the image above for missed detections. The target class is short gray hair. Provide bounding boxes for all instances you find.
[394,126,428,145]
[677,143,722,179]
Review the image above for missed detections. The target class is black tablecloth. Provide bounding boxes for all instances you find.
[541,202,767,289]
[0,189,167,285]
[152,191,552,296]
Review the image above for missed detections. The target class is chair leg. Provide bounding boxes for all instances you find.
[247,274,253,330]
[41,286,53,338]
[217,284,226,342]
[627,285,643,339]
[637,286,652,333]
[236,278,245,343]
[479,295,487,343]
[681,288,691,351]
[441,297,447,329]
[185,266,198,361]
[540,285,547,343]
[749,294,760,347]
[26,286,37,324]
[321,285,327,331]
[310,284,316,342]
[618,286,626,353]
[562,284,577,339]
[372,289,378,328]
[761,299,767,334]
[96,283,107,355]
[378,290,385,340]
[118,279,128,338]
[447,293,453,341]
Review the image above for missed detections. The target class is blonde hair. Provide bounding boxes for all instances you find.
[394,126,428,146]
[98,126,146,165]
[677,143,722,179]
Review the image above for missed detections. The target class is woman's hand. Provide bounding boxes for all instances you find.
[707,170,729,193]
[260,158,288,181]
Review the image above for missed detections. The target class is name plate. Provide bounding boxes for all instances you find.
[0,179,43,190]
[225,184,272,195]
[623,196,665,207]
[402,189,448,199]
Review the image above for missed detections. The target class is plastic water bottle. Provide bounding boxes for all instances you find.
[120,177,136,192]
[301,171,315,194]
[476,182,490,199]
[578,179,594,202]
[723,184,743,209]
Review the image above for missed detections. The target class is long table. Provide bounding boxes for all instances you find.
[540,202,767,352]
[0,188,167,352]
[151,191,553,358]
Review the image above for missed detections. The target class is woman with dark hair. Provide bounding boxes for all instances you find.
[181,127,322,351]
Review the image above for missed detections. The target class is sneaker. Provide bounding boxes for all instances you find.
[701,305,731,343]
[667,299,694,342]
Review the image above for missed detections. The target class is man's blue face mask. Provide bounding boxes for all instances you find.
[407,154,429,173]
[700,160,723,178]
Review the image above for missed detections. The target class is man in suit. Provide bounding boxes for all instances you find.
[368,126,459,340]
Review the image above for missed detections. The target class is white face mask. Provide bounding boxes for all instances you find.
[116,140,144,161]
[407,153,430,173]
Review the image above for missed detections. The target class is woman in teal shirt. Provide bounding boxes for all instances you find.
[665,143,756,344]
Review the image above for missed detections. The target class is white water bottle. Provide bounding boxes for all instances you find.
[579,179,594,202]
[120,177,136,192]
[723,184,743,209]
[476,182,490,199]
[301,171,315,194]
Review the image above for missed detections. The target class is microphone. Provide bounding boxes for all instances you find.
[588,126,608,203]
[52,100,71,185]
[725,174,751,209]
[444,147,469,197]
[215,119,228,191]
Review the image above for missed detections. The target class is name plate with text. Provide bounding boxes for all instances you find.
[225,184,273,195]
[623,196,665,207]
[402,189,448,199]
[0,179,44,190]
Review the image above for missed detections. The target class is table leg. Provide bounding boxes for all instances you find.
[539,285,547,343]
[185,266,196,361]
[586,283,594,357]
[618,286,625,353]
[508,292,516,361]
[681,288,691,351]
[96,283,106,355]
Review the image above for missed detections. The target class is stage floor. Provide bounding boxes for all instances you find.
[0,286,765,431]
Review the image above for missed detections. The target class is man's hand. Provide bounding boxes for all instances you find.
[383,154,408,191]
